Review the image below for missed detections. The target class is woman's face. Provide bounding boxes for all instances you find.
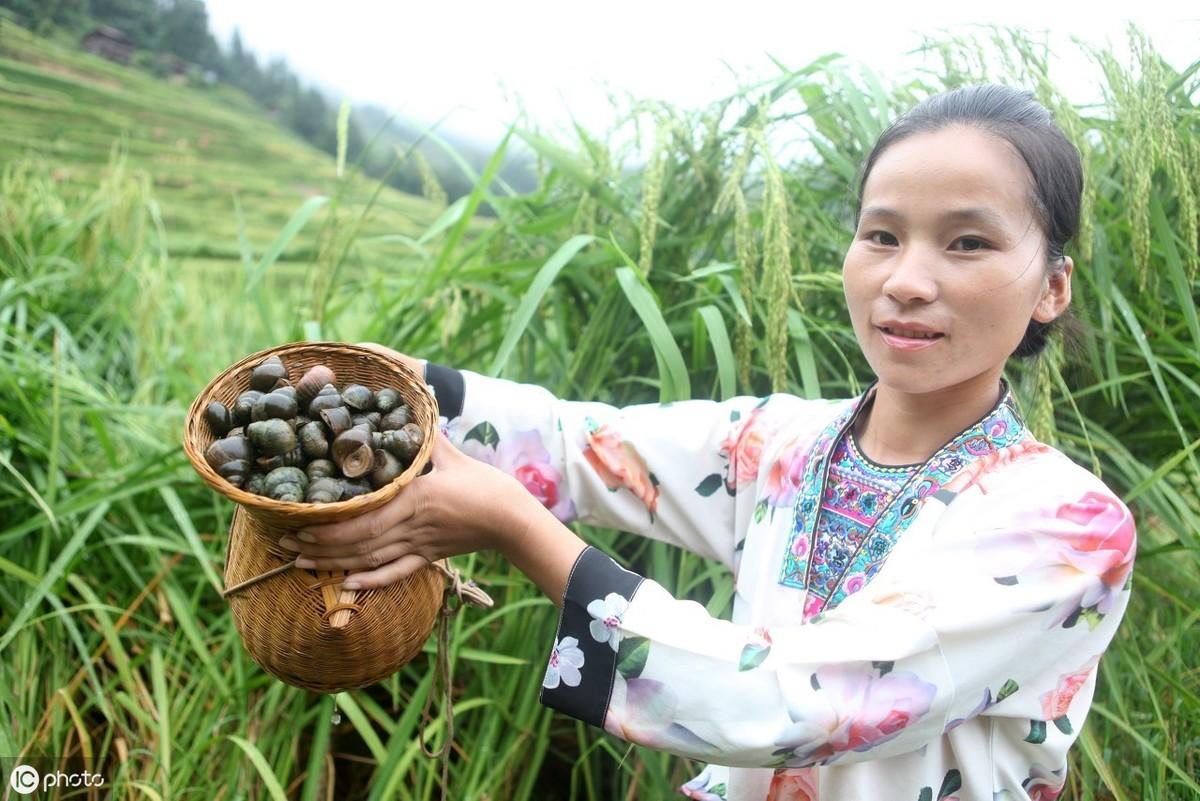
[842,125,1072,399]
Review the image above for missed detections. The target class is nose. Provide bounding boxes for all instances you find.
[880,242,939,305]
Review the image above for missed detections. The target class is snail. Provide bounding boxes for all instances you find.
[251,389,299,422]
[247,418,296,457]
[298,421,330,460]
[250,355,288,393]
[374,387,401,414]
[205,435,253,488]
[332,427,374,478]
[256,445,304,472]
[379,405,412,431]
[232,390,264,427]
[339,477,373,499]
[263,466,307,502]
[319,406,354,438]
[205,401,232,436]
[341,384,374,411]
[370,448,405,488]
[305,476,343,504]
[308,384,343,416]
[380,423,423,464]
[306,458,337,480]
[297,365,336,406]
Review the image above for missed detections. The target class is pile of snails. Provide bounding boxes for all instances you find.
[202,355,425,503]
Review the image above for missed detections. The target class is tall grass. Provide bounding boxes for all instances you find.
[1,22,1197,800]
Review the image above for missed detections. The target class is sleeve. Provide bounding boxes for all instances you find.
[422,361,820,572]
[536,480,1137,770]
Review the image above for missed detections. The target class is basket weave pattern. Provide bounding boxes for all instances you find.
[183,342,443,692]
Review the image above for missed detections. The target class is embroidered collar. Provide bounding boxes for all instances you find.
[778,378,1030,609]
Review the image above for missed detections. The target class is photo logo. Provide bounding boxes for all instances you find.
[9,764,39,795]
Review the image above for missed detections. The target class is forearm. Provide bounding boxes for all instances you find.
[499,490,589,609]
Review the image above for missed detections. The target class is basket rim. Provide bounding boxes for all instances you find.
[182,341,439,518]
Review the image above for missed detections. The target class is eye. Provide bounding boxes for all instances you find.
[951,236,991,252]
[864,231,898,246]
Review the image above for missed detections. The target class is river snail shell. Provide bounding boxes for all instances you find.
[381,423,423,464]
[252,389,299,422]
[245,472,267,495]
[204,435,254,488]
[232,390,264,427]
[319,406,354,437]
[332,427,374,478]
[250,355,288,393]
[379,405,412,431]
[296,365,336,406]
[255,445,304,472]
[352,412,381,431]
[341,383,374,411]
[247,418,297,457]
[374,387,401,414]
[263,466,308,502]
[308,384,343,416]
[205,401,233,436]
[305,458,337,481]
[370,448,404,489]
[298,421,330,460]
[339,476,373,499]
[305,476,343,504]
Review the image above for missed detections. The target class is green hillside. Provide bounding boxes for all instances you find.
[0,17,466,265]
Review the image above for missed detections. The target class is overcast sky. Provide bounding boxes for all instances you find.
[204,1,1197,153]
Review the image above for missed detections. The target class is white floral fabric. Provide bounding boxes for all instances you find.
[424,365,1136,801]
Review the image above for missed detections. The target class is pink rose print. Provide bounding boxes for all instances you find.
[761,437,809,510]
[981,490,1135,627]
[1040,655,1100,720]
[455,422,577,523]
[775,663,938,766]
[766,767,818,801]
[721,403,771,491]
[582,418,660,520]
[1022,764,1066,801]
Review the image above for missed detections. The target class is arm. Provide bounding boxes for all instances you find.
[422,361,824,572]
[526,477,1136,769]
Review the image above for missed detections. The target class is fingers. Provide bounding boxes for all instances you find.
[293,540,413,572]
[342,553,432,590]
[354,342,425,377]
[300,483,421,545]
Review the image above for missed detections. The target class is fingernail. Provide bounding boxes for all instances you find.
[298,530,316,542]
[342,581,360,590]
[279,537,299,550]
[295,557,315,568]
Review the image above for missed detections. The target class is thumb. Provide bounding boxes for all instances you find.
[429,427,462,468]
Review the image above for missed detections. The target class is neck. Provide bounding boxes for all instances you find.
[854,370,1005,466]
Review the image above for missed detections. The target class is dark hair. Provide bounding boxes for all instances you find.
[853,84,1083,359]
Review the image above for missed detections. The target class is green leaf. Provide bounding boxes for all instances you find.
[695,473,724,497]
[938,768,962,799]
[617,637,650,679]
[613,263,691,402]
[245,195,329,293]
[336,97,351,178]
[738,643,771,672]
[696,305,736,400]
[464,421,499,448]
[996,678,1019,703]
[490,234,595,377]
[1053,715,1073,735]
[227,735,289,801]
[1025,719,1047,744]
[918,787,933,801]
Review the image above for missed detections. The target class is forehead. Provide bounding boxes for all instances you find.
[860,126,1035,230]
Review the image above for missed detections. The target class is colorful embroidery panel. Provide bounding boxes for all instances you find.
[780,383,1030,610]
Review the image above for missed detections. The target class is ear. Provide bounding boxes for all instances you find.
[1032,256,1073,324]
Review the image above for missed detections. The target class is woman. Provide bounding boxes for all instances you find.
[281,84,1136,800]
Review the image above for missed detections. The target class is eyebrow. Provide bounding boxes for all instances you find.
[859,205,1012,232]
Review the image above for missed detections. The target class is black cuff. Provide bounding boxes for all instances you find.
[422,362,464,419]
[539,546,645,729]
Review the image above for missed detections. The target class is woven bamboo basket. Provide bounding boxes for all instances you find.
[183,341,451,693]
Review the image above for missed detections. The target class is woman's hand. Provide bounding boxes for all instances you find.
[278,429,534,589]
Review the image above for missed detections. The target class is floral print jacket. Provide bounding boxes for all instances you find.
[423,364,1136,801]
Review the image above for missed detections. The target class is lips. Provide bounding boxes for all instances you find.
[878,325,943,340]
